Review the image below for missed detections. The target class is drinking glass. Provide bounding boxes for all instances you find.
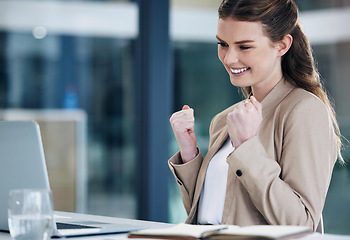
[8,189,54,240]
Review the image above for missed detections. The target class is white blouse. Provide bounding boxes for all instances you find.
[197,137,234,225]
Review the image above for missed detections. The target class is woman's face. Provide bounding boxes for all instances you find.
[217,18,283,97]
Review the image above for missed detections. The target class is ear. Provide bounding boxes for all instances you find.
[276,34,293,57]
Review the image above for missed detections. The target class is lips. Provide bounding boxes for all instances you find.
[230,67,250,74]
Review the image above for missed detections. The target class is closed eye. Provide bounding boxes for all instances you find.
[218,42,228,47]
[239,45,252,50]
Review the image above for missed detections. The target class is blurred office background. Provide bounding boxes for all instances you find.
[0,0,349,235]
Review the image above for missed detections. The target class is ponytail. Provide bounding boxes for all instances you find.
[283,24,344,163]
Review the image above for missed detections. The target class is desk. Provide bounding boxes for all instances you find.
[0,212,349,240]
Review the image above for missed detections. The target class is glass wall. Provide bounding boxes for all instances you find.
[313,42,350,234]
[295,0,350,11]
[1,31,138,217]
[0,0,139,219]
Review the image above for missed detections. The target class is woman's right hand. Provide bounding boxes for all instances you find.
[170,105,198,163]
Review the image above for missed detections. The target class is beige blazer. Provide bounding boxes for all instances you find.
[168,78,337,231]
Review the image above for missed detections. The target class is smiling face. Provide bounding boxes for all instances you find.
[217,17,285,100]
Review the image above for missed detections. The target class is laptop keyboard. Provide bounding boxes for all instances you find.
[56,222,99,230]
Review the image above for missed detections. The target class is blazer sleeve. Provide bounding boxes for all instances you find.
[226,96,337,231]
[168,149,203,215]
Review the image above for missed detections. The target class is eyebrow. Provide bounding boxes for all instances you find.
[216,35,255,44]
[234,40,255,44]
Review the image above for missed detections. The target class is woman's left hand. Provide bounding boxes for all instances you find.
[227,96,263,148]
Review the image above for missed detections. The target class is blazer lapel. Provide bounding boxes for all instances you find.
[260,78,295,121]
[221,78,295,223]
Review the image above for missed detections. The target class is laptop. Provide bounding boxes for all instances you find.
[0,120,144,237]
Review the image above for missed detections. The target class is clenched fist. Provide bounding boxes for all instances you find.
[170,105,198,163]
[227,96,262,148]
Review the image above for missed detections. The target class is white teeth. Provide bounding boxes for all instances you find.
[230,67,249,74]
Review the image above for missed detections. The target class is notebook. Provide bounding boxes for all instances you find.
[128,223,313,240]
[0,120,144,237]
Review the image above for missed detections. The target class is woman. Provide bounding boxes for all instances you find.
[169,0,343,233]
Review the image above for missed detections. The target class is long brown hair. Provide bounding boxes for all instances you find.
[218,0,344,162]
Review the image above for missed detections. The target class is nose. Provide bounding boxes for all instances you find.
[224,48,239,65]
